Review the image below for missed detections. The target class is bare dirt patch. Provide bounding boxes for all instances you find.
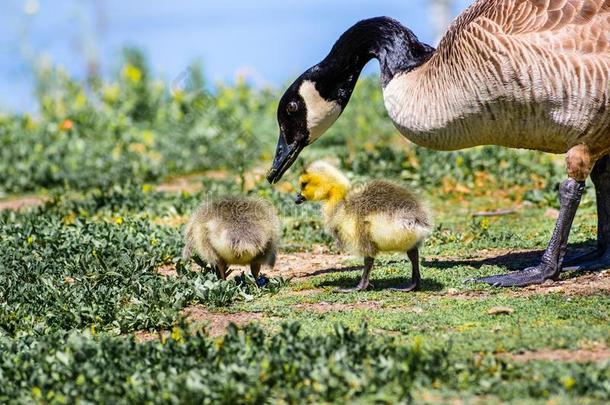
[523,270,610,297]
[267,252,354,279]
[158,252,355,280]
[134,330,170,343]
[153,214,188,228]
[506,347,610,363]
[0,196,47,211]
[135,306,266,342]
[154,170,231,194]
[183,305,265,336]
[157,264,178,277]
[155,177,204,193]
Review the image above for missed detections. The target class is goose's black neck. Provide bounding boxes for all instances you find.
[309,17,434,104]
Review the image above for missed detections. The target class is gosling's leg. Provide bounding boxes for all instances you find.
[338,257,373,293]
[475,178,585,287]
[391,247,421,292]
[563,155,610,272]
[216,260,230,280]
[250,263,261,279]
[250,263,270,287]
[193,255,207,269]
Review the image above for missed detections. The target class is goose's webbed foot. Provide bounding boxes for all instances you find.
[563,249,610,272]
[468,178,586,289]
[474,263,558,287]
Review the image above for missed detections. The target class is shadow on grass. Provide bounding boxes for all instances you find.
[424,241,596,271]
[315,274,444,292]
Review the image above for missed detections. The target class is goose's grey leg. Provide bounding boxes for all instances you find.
[391,247,421,292]
[475,178,585,287]
[563,155,610,271]
[338,257,373,293]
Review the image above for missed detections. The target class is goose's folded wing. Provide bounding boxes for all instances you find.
[447,0,610,55]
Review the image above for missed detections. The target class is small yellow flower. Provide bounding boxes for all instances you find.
[27,236,34,244]
[172,89,185,102]
[141,130,155,146]
[115,217,124,225]
[171,326,183,342]
[31,387,42,399]
[123,64,142,83]
[62,213,76,225]
[142,184,153,193]
[563,376,576,390]
[23,114,37,130]
[75,92,87,108]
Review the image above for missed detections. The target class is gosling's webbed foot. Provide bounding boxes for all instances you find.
[562,250,610,272]
[389,281,419,292]
[255,276,270,287]
[337,282,371,293]
[473,263,558,287]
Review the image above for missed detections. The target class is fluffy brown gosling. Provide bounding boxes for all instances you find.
[296,161,432,292]
[182,196,280,280]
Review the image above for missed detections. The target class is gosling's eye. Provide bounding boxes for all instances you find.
[300,181,308,189]
[287,101,299,113]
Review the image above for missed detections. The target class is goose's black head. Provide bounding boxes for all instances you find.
[269,70,347,183]
[267,17,434,184]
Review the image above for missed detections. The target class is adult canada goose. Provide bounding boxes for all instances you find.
[266,0,610,288]
[182,196,280,281]
[296,161,432,292]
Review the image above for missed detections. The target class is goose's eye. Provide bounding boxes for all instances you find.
[287,101,299,113]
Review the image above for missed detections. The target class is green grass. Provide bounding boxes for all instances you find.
[2,180,608,403]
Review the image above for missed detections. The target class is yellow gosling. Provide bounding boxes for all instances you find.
[296,161,431,292]
[182,196,280,280]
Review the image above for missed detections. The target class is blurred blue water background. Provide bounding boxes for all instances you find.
[0,0,470,112]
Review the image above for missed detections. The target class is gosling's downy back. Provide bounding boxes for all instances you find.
[331,179,432,258]
[183,196,280,267]
[344,180,431,229]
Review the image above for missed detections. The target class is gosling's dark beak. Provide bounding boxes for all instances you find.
[295,192,306,205]
[267,132,304,184]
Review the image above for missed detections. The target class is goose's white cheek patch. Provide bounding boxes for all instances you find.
[299,80,342,143]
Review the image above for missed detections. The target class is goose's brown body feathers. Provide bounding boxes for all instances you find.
[385,0,610,158]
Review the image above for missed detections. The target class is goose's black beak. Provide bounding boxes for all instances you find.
[267,132,304,184]
[295,192,306,205]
